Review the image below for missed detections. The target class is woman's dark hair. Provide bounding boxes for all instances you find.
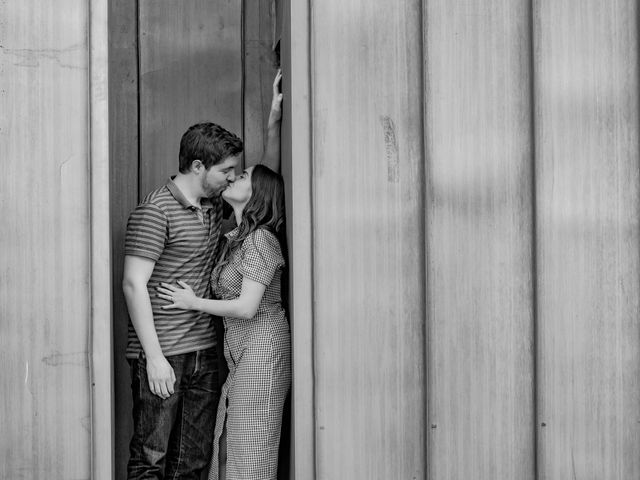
[227,164,286,252]
[178,122,243,172]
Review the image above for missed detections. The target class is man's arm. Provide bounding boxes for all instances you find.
[260,69,283,173]
[122,255,176,399]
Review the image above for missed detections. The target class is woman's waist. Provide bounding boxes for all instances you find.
[224,309,286,325]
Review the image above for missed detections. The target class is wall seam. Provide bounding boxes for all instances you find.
[241,0,247,169]
[420,0,431,478]
[308,1,318,477]
[527,1,540,479]
[136,0,142,203]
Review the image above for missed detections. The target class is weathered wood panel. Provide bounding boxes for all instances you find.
[424,2,536,479]
[139,0,242,193]
[534,1,640,478]
[90,0,113,478]
[310,1,426,478]
[109,0,140,477]
[243,0,278,167]
[280,0,315,477]
[0,1,92,478]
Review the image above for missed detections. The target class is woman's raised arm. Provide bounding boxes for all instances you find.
[260,69,283,173]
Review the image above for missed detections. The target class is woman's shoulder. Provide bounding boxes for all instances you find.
[244,227,279,244]
[243,228,280,247]
[242,228,283,257]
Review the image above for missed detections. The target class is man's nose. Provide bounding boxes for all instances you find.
[227,171,236,182]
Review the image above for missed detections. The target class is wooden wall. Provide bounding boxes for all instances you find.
[534,1,640,478]
[310,1,427,478]
[109,0,139,476]
[425,1,535,478]
[284,0,640,478]
[3,1,639,478]
[280,1,315,479]
[0,1,94,478]
[137,0,242,193]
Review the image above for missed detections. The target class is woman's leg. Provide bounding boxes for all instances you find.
[218,420,227,480]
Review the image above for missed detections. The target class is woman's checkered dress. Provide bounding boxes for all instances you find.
[208,227,291,480]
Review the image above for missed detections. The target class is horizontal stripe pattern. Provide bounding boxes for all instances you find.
[124,179,223,357]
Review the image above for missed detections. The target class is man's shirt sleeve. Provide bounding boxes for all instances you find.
[124,203,167,262]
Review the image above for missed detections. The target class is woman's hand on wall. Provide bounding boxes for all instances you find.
[268,69,283,128]
[261,69,283,172]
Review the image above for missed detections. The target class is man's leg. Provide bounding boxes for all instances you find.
[127,353,186,480]
[165,347,220,479]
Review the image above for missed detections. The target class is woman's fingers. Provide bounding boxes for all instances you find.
[273,70,282,100]
[274,69,282,90]
[157,281,191,309]
[272,93,283,111]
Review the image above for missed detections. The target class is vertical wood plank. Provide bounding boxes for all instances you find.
[310,1,426,478]
[108,0,139,477]
[243,0,278,167]
[90,0,114,478]
[0,1,92,478]
[280,0,315,477]
[534,1,640,478]
[424,2,535,479]
[139,0,242,193]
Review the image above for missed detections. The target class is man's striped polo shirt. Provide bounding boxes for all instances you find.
[124,178,223,358]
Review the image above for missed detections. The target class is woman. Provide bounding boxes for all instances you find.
[157,161,290,480]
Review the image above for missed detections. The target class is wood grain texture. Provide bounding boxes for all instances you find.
[243,0,278,167]
[0,1,92,478]
[310,1,426,478]
[90,0,113,478]
[139,0,242,193]
[280,0,315,478]
[108,0,139,477]
[424,2,536,479]
[534,1,640,478]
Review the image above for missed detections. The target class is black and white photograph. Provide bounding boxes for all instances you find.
[2,1,639,479]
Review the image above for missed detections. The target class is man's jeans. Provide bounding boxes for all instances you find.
[127,347,220,480]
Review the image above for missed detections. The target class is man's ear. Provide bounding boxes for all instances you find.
[190,159,204,174]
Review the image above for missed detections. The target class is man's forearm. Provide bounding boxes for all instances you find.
[123,282,164,359]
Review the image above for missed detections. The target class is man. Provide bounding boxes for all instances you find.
[123,122,242,479]
[123,72,282,480]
